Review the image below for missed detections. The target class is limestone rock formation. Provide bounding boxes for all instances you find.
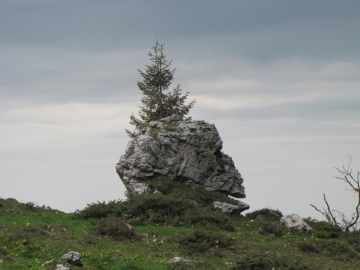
[62,251,83,267]
[213,201,249,214]
[280,214,313,233]
[116,114,247,204]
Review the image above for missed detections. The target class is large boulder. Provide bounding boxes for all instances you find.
[116,114,246,201]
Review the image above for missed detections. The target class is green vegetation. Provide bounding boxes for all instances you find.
[125,40,195,138]
[77,176,237,231]
[161,125,178,132]
[1,195,360,269]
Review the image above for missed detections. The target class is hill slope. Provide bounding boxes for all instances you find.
[1,196,360,270]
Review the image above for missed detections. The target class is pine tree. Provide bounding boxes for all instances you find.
[126,40,195,138]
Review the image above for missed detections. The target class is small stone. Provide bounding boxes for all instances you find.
[62,251,83,266]
[41,259,54,266]
[153,189,163,195]
[168,257,191,265]
[56,264,71,270]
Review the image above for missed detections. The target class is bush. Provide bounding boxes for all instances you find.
[78,194,236,230]
[315,239,359,260]
[245,208,283,221]
[305,220,342,238]
[142,175,237,206]
[76,178,238,231]
[343,230,360,252]
[93,220,135,240]
[24,202,35,210]
[313,231,331,239]
[231,255,274,270]
[256,220,284,237]
[232,254,310,270]
[297,242,320,253]
[172,229,234,254]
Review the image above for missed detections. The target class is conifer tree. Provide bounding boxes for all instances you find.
[126,40,195,138]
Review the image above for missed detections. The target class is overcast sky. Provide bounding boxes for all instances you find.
[1,1,359,220]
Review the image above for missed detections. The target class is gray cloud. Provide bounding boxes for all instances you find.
[1,1,359,57]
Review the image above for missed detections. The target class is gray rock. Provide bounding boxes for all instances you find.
[153,188,163,195]
[116,115,247,202]
[55,265,70,270]
[213,201,249,214]
[168,256,191,265]
[41,259,54,267]
[280,214,313,233]
[62,251,83,266]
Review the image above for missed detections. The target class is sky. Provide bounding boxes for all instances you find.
[1,0,359,221]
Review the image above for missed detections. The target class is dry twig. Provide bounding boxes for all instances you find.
[310,156,360,232]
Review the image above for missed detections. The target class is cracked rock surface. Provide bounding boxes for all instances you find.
[116,115,246,200]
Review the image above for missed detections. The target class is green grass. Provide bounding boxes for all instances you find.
[1,196,360,269]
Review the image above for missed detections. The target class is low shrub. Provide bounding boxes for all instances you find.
[305,220,342,238]
[77,194,236,230]
[297,242,320,253]
[93,219,135,240]
[24,202,35,210]
[342,230,360,252]
[313,231,331,239]
[172,229,234,254]
[256,220,284,237]
[77,177,238,231]
[142,175,237,206]
[162,125,177,131]
[245,208,283,221]
[315,239,359,260]
[169,261,216,270]
[231,255,274,270]
[232,254,310,270]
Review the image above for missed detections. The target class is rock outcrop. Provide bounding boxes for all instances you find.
[62,251,83,267]
[213,201,249,214]
[280,214,313,233]
[116,115,247,206]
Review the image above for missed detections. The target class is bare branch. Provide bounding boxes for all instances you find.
[323,193,341,227]
[310,203,332,223]
[311,156,360,231]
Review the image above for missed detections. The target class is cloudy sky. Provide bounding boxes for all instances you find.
[1,1,359,220]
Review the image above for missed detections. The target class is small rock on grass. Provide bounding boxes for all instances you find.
[56,264,71,270]
[62,251,83,266]
[41,259,54,266]
[168,257,191,265]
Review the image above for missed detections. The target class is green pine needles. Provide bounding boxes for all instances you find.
[125,40,195,138]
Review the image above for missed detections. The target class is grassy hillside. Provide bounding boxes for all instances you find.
[1,189,360,269]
